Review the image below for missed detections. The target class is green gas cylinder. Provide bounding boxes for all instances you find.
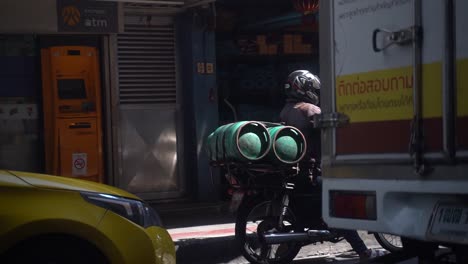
[207,121,271,162]
[267,125,306,164]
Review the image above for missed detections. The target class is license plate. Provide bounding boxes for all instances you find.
[229,191,245,213]
[427,202,468,244]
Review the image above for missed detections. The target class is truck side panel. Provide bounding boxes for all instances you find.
[456,0,468,151]
[321,0,468,245]
[333,0,444,156]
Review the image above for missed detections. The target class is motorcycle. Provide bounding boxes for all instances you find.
[212,160,403,264]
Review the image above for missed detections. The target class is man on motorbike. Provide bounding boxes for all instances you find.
[279,70,385,262]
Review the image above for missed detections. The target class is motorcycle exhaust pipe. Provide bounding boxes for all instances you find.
[263,230,332,244]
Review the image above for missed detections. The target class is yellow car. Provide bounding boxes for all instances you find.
[0,170,176,264]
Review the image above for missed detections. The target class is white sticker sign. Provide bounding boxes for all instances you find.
[0,104,38,120]
[72,153,87,176]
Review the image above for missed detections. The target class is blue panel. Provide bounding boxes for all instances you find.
[177,12,220,202]
[0,56,39,97]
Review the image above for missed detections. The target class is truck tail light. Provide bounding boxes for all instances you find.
[330,191,377,220]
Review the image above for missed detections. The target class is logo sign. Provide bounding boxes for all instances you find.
[72,153,87,176]
[57,0,118,33]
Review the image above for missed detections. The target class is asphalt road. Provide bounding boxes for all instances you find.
[176,231,389,264]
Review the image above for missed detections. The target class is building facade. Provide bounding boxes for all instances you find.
[0,0,220,204]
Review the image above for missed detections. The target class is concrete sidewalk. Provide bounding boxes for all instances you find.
[168,223,236,241]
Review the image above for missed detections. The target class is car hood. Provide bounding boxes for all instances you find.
[7,170,140,200]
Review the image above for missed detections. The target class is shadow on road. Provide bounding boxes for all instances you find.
[293,250,359,264]
[176,237,363,264]
[176,237,245,264]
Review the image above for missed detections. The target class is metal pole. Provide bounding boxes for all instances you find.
[412,0,425,175]
[443,0,456,162]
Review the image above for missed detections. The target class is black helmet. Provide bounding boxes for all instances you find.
[284,70,321,105]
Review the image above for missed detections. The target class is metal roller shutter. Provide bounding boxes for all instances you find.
[117,21,177,105]
[115,15,183,200]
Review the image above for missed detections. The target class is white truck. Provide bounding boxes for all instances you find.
[318,0,468,258]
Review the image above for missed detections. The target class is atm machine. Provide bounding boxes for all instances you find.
[41,46,103,183]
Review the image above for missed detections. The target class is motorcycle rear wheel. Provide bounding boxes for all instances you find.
[374,233,403,253]
[235,197,302,264]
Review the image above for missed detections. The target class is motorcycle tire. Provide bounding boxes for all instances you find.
[235,196,302,264]
[374,233,404,253]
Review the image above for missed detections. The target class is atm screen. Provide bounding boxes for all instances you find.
[57,79,87,99]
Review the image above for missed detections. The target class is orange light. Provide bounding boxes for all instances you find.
[292,0,319,15]
[330,191,377,220]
